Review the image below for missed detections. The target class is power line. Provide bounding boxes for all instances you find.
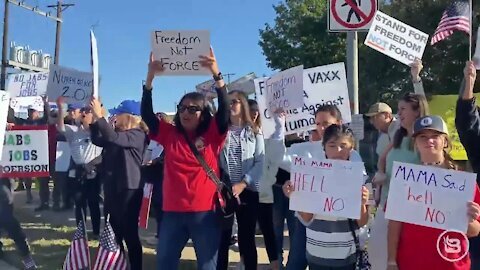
[47,1,75,65]
[1,0,73,89]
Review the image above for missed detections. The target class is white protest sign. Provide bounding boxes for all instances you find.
[7,72,49,98]
[0,92,10,160]
[90,30,99,98]
[10,96,44,113]
[255,63,351,137]
[46,64,93,105]
[0,126,50,178]
[365,11,429,65]
[55,141,71,172]
[196,78,218,99]
[385,162,477,233]
[266,65,304,113]
[151,30,210,75]
[289,157,365,219]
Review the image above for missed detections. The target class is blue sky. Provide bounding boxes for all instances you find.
[4,0,280,113]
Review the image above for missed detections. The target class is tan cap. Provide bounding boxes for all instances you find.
[365,102,392,117]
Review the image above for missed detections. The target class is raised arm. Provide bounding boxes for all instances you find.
[199,47,229,134]
[410,59,425,97]
[142,54,163,136]
[55,97,66,133]
[91,98,143,148]
[40,96,51,124]
[90,118,106,147]
[456,61,480,176]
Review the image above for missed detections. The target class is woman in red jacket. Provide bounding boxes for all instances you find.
[387,115,480,270]
[141,49,229,270]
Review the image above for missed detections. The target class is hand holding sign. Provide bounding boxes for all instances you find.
[468,201,480,223]
[198,47,220,76]
[410,59,423,83]
[145,53,166,90]
[90,97,103,119]
[361,186,369,205]
[464,61,476,95]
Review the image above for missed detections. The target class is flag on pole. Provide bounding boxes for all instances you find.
[431,0,470,45]
[139,183,154,229]
[63,220,90,270]
[93,220,127,270]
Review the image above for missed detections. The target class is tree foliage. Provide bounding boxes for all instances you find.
[259,0,480,111]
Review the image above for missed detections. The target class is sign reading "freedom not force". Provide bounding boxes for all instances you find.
[365,11,429,65]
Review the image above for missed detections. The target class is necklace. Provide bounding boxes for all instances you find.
[422,161,443,166]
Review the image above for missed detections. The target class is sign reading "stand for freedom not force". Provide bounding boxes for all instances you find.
[385,162,477,233]
[289,157,365,219]
[365,11,429,65]
[151,30,210,75]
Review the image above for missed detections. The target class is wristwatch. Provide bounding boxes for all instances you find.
[213,72,223,82]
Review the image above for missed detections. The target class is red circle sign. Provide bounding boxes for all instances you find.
[331,0,376,29]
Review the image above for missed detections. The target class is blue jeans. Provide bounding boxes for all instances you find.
[286,217,307,270]
[470,236,480,270]
[272,185,298,267]
[156,211,221,270]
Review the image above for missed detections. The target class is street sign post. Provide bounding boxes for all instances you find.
[328,0,377,150]
[328,0,378,32]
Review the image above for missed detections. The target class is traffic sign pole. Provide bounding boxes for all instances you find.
[347,31,359,149]
[347,31,359,115]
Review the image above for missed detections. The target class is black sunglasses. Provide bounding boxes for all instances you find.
[177,105,202,114]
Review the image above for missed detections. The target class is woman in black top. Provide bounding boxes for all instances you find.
[90,98,149,270]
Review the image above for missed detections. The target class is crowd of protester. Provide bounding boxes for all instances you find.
[0,49,479,270]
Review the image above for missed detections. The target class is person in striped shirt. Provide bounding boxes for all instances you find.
[285,124,370,270]
[217,90,265,270]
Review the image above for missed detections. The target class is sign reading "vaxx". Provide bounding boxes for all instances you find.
[307,70,341,84]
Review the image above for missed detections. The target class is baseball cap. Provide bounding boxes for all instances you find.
[109,100,141,116]
[67,103,83,112]
[365,102,392,117]
[412,115,449,137]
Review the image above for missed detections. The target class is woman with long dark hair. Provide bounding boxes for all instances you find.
[142,49,229,270]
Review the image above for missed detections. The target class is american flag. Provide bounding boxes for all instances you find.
[431,0,470,45]
[93,221,128,270]
[63,220,90,270]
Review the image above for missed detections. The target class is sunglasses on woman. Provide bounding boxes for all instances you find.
[177,105,202,114]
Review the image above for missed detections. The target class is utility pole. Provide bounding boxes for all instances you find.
[48,1,75,65]
[1,0,10,90]
[1,0,68,90]
[223,73,235,84]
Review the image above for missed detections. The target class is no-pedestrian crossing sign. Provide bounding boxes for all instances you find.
[328,0,378,32]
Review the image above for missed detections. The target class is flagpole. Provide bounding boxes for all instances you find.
[469,0,473,60]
